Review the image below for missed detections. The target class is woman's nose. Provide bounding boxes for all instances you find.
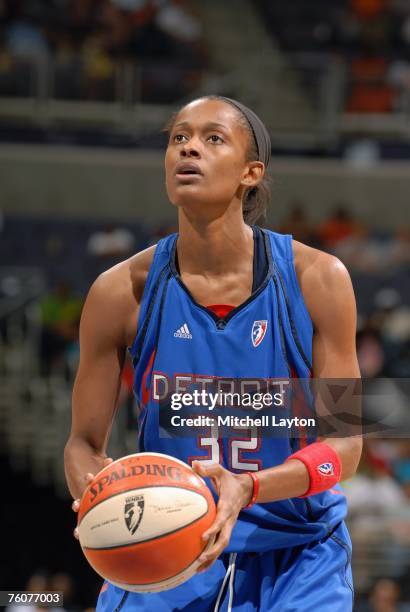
[181,140,201,158]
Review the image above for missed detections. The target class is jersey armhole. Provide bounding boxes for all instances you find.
[285,235,314,335]
[128,236,175,356]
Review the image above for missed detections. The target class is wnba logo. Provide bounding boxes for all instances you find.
[124,495,145,535]
[252,320,268,347]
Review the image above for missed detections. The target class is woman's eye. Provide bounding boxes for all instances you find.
[208,134,223,143]
[174,134,188,143]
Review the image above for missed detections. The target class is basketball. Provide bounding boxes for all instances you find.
[77,452,216,592]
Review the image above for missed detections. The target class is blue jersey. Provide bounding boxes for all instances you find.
[128,228,347,553]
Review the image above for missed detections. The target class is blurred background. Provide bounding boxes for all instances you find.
[0,0,409,610]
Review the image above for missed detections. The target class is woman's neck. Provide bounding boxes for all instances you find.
[177,210,254,277]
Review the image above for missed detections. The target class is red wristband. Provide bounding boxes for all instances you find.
[285,442,342,497]
[243,472,260,508]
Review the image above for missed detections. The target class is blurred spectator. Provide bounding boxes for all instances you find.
[344,139,380,167]
[351,0,387,22]
[371,288,410,344]
[345,442,406,518]
[347,57,396,113]
[334,228,409,273]
[0,0,208,102]
[318,206,360,249]
[82,33,115,100]
[357,327,386,376]
[279,203,317,246]
[39,282,82,375]
[366,288,410,376]
[87,223,135,257]
[390,229,410,269]
[49,572,78,611]
[389,61,410,111]
[345,440,410,603]
[5,20,48,60]
[155,0,203,44]
[357,577,410,612]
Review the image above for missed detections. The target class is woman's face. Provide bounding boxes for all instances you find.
[165,98,261,219]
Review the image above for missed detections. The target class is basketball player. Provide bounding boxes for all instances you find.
[65,96,362,611]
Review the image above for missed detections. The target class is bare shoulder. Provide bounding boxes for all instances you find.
[293,240,352,289]
[292,240,356,328]
[82,244,157,346]
[90,244,156,301]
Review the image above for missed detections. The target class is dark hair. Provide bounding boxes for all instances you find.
[164,96,271,225]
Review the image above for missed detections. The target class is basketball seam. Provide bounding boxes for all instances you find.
[79,452,207,515]
[79,482,209,524]
[79,479,209,522]
[82,505,209,550]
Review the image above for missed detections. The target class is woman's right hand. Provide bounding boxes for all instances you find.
[71,458,113,539]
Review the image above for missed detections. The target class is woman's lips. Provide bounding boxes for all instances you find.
[175,173,203,182]
[175,161,203,177]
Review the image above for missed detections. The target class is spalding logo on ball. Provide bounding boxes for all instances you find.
[77,453,216,593]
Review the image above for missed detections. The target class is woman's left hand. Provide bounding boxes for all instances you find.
[191,461,253,573]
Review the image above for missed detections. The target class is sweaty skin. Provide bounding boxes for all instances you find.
[65,98,362,572]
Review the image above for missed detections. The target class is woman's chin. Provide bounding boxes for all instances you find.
[170,193,210,209]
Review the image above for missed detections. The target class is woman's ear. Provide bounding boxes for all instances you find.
[241,161,265,189]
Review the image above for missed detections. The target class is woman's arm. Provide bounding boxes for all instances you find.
[64,272,129,499]
[64,246,154,500]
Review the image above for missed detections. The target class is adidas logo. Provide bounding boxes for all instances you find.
[174,323,192,339]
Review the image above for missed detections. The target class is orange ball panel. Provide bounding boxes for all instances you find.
[82,500,215,585]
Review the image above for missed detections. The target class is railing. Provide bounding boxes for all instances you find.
[0,55,202,131]
[0,265,133,496]
[1,52,410,140]
[0,370,134,497]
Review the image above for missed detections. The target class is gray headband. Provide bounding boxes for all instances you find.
[217,96,271,167]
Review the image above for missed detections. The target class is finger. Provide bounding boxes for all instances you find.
[202,516,225,542]
[73,527,79,540]
[191,461,208,477]
[103,457,113,466]
[198,537,230,566]
[202,503,231,541]
[199,534,228,561]
[192,462,224,497]
[197,560,214,573]
[192,462,224,479]
[199,521,233,561]
[85,473,95,483]
[197,540,229,570]
[210,476,221,496]
[72,499,80,513]
[196,538,217,573]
